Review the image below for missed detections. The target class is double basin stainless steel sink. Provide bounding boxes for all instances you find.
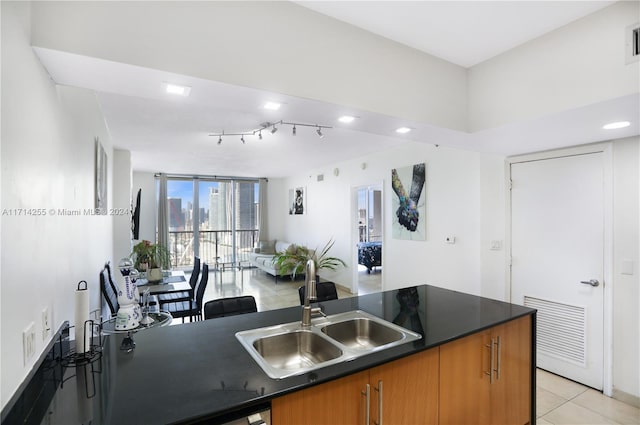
[235,310,422,379]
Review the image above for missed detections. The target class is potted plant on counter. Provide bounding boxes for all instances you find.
[131,240,171,282]
[273,239,346,280]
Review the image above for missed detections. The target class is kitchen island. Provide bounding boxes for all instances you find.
[1,285,535,425]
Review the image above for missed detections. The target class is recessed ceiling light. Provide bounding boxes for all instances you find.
[264,102,281,111]
[164,83,191,96]
[602,121,631,130]
[338,115,356,123]
[396,127,412,134]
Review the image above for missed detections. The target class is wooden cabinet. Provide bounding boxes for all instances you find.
[272,370,369,425]
[272,347,439,425]
[369,348,439,425]
[439,315,532,425]
[272,315,532,425]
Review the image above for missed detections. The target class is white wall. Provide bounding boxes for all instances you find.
[132,171,157,243]
[612,137,640,402]
[1,2,114,410]
[269,140,494,297]
[468,1,640,131]
[268,135,640,401]
[29,1,467,132]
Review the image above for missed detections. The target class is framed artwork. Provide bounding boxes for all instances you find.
[289,186,306,215]
[391,162,426,240]
[95,136,107,212]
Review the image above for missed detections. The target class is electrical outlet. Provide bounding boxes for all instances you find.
[23,322,36,365]
[42,308,51,340]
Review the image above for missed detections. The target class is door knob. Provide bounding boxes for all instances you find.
[580,279,599,287]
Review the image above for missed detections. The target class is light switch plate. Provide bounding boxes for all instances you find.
[621,259,634,275]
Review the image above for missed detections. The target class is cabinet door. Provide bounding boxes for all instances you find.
[439,330,492,425]
[369,348,439,425]
[271,370,369,425]
[491,315,532,425]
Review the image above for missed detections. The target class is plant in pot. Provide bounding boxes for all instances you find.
[272,239,346,281]
[131,240,171,282]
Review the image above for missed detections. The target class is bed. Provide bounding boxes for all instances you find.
[357,241,382,273]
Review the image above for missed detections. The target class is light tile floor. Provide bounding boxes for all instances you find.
[537,369,639,424]
[189,267,640,424]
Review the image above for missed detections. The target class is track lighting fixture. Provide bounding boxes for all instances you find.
[209,120,331,145]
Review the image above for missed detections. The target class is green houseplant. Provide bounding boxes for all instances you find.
[131,240,171,274]
[272,239,346,279]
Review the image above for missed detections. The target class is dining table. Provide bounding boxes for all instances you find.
[135,270,191,296]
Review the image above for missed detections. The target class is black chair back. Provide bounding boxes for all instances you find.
[189,257,201,290]
[298,281,338,305]
[204,296,257,320]
[193,263,209,318]
[100,265,119,316]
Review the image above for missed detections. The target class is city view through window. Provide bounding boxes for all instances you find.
[165,178,260,269]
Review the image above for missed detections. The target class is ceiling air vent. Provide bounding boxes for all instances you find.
[626,22,640,64]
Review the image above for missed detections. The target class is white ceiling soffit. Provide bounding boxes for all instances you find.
[295,1,616,68]
[33,46,638,177]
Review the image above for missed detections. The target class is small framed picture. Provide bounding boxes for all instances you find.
[289,186,306,215]
[95,137,108,211]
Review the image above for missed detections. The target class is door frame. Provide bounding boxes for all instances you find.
[505,142,613,396]
[351,182,385,294]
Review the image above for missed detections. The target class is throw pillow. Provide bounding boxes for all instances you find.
[258,240,276,254]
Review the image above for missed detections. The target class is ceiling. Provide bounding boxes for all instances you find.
[296,1,615,68]
[33,1,637,178]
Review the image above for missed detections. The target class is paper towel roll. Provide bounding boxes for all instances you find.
[74,280,91,354]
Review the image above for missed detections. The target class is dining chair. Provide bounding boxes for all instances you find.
[100,264,119,317]
[158,256,200,306]
[298,281,339,305]
[163,263,209,322]
[203,296,257,320]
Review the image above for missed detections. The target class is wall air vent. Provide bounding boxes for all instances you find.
[626,22,640,64]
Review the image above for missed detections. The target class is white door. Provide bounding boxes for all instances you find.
[511,152,604,390]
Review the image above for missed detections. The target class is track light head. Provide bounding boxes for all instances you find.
[241,135,245,144]
[271,125,278,134]
[292,125,297,136]
[258,131,262,140]
[217,136,222,145]
[316,127,324,138]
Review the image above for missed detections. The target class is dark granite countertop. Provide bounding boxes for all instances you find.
[2,284,535,425]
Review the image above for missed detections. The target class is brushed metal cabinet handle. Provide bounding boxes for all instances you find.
[373,380,383,425]
[362,383,370,425]
[495,336,502,381]
[485,339,495,384]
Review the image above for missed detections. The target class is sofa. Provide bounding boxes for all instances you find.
[248,240,293,282]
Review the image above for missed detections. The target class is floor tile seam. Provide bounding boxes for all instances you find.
[570,394,640,425]
[541,399,627,425]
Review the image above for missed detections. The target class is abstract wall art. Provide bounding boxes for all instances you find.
[391,162,426,240]
[95,136,108,212]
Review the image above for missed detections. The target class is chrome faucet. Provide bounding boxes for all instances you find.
[301,259,324,327]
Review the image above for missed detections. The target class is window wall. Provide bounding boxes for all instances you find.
[163,177,259,269]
